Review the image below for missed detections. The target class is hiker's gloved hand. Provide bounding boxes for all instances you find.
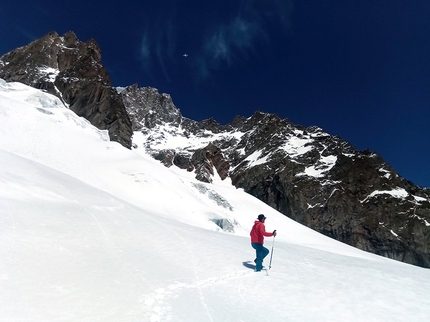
[273,230,277,237]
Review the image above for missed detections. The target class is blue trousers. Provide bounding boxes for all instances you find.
[251,243,269,271]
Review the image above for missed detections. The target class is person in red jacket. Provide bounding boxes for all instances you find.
[250,214,277,271]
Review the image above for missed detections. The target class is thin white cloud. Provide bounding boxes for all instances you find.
[198,15,261,78]
[155,18,177,82]
[140,32,151,69]
[138,11,177,82]
[197,0,293,79]
[137,0,293,81]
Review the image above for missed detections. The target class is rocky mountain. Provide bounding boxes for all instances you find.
[120,87,430,268]
[1,31,429,268]
[0,31,132,148]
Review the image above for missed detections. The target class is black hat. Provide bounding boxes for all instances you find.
[257,214,266,221]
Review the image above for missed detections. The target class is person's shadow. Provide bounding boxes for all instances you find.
[242,261,256,270]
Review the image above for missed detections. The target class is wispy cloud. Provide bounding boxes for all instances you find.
[139,31,151,70]
[155,18,176,82]
[137,0,293,82]
[138,8,178,81]
[198,15,261,78]
[204,17,260,63]
[196,0,293,79]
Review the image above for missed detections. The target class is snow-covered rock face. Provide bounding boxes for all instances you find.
[119,84,182,130]
[2,80,430,321]
[0,31,132,148]
[1,31,429,268]
[122,87,430,268]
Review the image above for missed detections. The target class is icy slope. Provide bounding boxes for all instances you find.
[1,80,430,321]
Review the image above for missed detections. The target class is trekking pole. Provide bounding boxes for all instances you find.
[269,235,276,270]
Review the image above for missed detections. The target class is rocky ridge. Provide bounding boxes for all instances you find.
[120,85,430,268]
[1,31,429,268]
[0,31,132,148]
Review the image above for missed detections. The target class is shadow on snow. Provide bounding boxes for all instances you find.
[242,261,256,270]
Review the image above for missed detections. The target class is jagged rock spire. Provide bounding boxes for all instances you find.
[0,31,132,148]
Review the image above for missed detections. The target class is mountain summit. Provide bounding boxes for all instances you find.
[0,31,132,148]
[1,31,429,268]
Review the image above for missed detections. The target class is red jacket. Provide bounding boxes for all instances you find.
[250,220,273,244]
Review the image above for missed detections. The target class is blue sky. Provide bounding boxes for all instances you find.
[1,0,429,187]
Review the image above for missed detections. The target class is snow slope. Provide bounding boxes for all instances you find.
[1,79,429,321]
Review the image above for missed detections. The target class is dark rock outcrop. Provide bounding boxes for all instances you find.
[119,85,182,131]
[0,31,132,148]
[2,31,428,268]
[120,85,430,268]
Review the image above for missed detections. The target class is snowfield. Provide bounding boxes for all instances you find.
[1,79,429,321]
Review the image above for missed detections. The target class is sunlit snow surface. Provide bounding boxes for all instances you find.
[1,79,430,321]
